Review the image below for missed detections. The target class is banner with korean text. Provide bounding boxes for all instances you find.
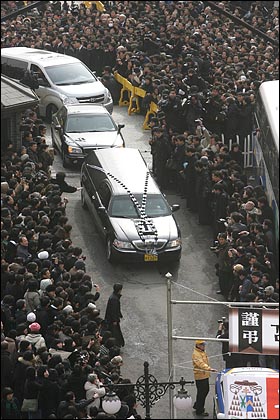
[229,308,279,354]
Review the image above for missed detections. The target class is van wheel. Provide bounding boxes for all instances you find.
[106,238,115,263]
[46,104,58,123]
[62,150,70,168]
[81,186,88,210]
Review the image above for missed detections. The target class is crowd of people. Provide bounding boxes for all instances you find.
[1,0,279,418]
[1,117,138,417]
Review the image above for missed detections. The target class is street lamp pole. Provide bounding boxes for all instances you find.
[166,272,174,419]
[103,361,194,419]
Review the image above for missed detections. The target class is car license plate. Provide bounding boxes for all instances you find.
[144,254,158,262]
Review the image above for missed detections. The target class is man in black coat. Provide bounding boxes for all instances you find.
[184,146,198,211]
[105,284,125,348]
[73,39,89,64]
[153,127,172,190]
[1,341,14,392]
[35,296,51,336]
[162,90,184,132]
[51,172,78,193]
[211,183,229,239]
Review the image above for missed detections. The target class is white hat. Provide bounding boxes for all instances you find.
[240,75,247,81]
[264,286,274,294]
[27,312,36,323]
[40,279,52,291]
[38,251,49,260]
[116,45,126,52]
[87,303,96,310]
[63,305,74,314]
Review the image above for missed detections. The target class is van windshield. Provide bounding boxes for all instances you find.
[109,195,171,218]
[45,63,96,85]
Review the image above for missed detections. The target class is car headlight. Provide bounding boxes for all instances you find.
[105,88,112,102]
[113,239,134,249]
[166,239,181,248]
[67,145,82,154]
[63,97,79,105]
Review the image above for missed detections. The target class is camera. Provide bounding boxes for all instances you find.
[210,240,219,251]
[257,287,265,299]
[218,316,227,324]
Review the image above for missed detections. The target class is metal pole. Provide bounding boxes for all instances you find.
[167,276,174,419]
[173,336,229,342]
[204,1,279,47]
[1,1,47,22]
[144,361,151,419]
[170,300,279,307]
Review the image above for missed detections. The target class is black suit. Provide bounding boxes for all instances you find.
[105,292,124,347]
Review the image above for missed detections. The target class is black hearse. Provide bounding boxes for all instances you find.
[80,148,182,263]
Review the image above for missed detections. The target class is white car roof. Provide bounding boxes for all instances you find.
[1,47,80,67]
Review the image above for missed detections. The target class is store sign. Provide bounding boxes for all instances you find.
[229,308,279,354]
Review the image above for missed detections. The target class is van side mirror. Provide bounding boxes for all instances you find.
[171,204,180,212]
[38,78,50,87]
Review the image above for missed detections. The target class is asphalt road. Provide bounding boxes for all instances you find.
[47,106,227,419]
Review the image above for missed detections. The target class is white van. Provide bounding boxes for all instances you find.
[1,47,113,120]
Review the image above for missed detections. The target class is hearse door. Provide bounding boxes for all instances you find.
[95,182,112,239]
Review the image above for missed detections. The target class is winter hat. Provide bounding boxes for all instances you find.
[27,312,36,323]
[29,322,41,332]
[242,201,262,215]
[200,156,209,165]
[63,305,74,314]
[195,340,206,345]
[87,302,96,310]
[264,285,274,294]
[38,250,49,260]
[74,260,86,270]
[233,264,244,273]
[40,279,52,291]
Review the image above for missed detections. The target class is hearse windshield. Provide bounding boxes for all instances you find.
[109,194,171,218]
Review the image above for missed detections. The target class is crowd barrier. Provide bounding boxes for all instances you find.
[114,72,158,130]
[83,1,105,11]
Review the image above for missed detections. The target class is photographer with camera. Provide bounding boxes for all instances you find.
[212,233,233,297]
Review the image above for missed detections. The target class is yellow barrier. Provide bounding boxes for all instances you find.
[84,1,105,11]
[114,72,134,108]
[143,101,158,130]
[114,72,158,129]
